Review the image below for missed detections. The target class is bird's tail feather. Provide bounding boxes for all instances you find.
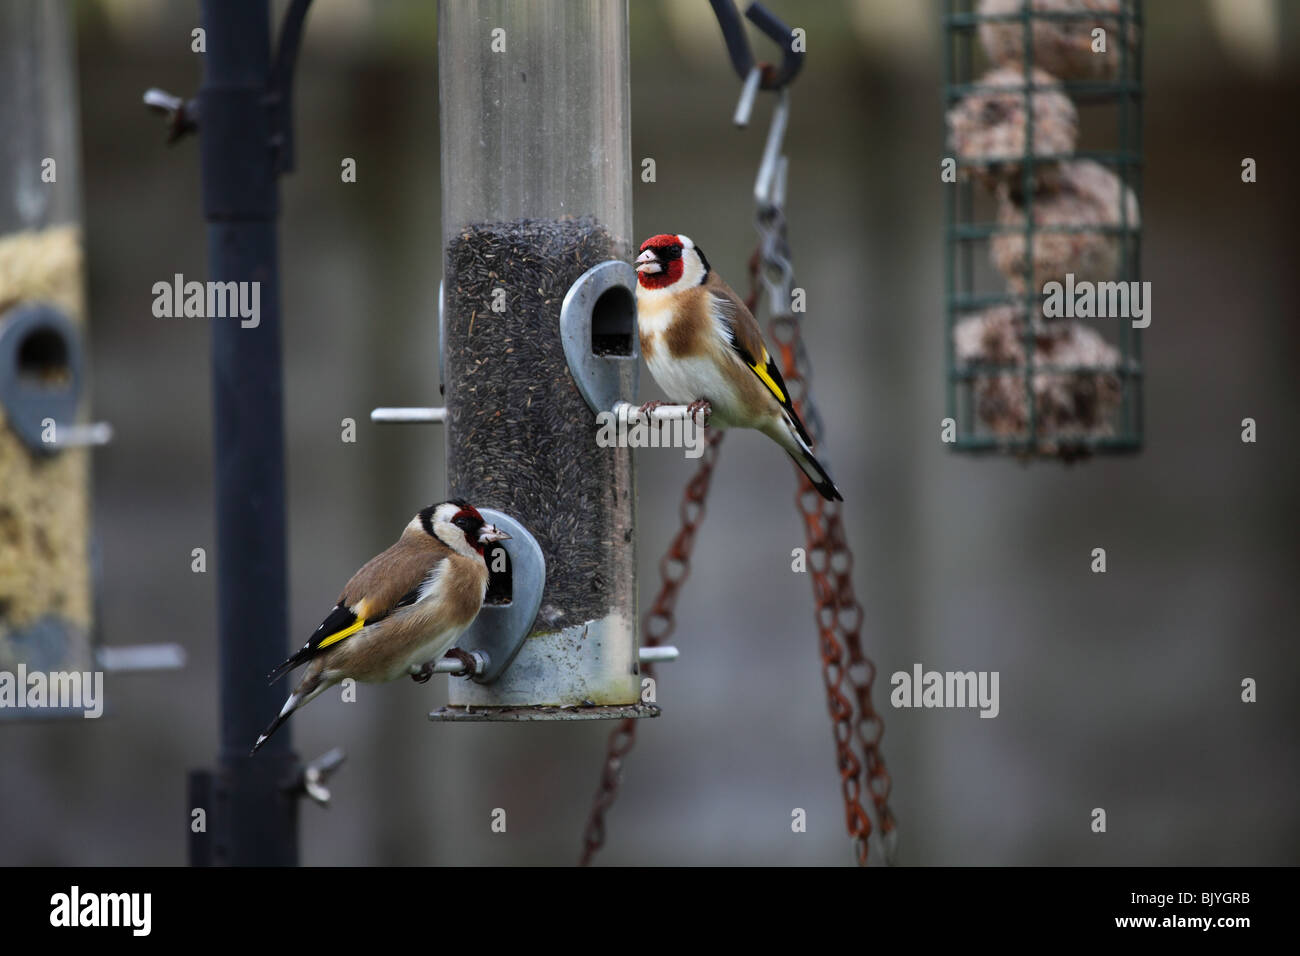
[786,446,843,501]
[251,671,326,755]
[778,413,843,502]
[251,697,297,755]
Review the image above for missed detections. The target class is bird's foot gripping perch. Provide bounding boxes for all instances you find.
[409,660,436,684]
[686,399,712,427]
[443,647,478,678]
[636,399,666,419]
[410,647,480,683]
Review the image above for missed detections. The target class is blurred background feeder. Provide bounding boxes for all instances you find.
[976,0,1139,81]
[0,0,99,706]
[944,0,1145,459]
[990,159,1140,294]
[945,65,1077,191]
[428,0,648,720]
[0,1,177,721]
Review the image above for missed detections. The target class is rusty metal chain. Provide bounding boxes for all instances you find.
[758,201,897,866]
[770,315,896,865]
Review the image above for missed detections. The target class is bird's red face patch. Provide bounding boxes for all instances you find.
[447,502,487,553]
[636,234,685,290]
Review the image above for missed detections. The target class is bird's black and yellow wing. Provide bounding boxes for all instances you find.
[266,539,450,683]
[267,603,368,683]
[706,280,814,448]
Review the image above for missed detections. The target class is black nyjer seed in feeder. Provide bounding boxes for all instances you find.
[444,216,628,636]
[443,220,638,711]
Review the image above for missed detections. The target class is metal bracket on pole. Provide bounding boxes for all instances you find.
[290,747,346,808]
[142,87,199,144]
[142,0,314,163]
[266,0,314,175]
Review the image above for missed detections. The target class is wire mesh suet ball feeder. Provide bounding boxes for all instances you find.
[944,0,1144,459]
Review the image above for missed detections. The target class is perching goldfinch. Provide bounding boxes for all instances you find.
[634,233,843,501]
[251,499,509,754]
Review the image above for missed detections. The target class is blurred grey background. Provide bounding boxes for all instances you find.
[1,0,1297,865]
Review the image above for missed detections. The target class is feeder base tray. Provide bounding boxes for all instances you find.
[428,703,660,722]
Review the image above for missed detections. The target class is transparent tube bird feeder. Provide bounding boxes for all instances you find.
[0,0,104,713]
[430,0,647,719]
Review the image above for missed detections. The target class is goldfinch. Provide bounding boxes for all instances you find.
[251,499,509,754]
[634,233,843,501]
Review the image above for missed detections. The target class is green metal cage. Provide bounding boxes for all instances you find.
[943,0,1144,459]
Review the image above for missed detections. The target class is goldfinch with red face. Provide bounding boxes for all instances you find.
[251,499,509,754]
[634,233,843,501]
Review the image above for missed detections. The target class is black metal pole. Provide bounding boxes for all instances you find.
[198,0,298,866]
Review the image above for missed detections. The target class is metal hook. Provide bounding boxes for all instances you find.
[708,0,805,95]
[751,89,794,316]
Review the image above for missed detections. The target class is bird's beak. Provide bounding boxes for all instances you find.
[635,248,661,274]
[478,524,511,544]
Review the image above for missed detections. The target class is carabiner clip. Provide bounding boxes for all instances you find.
[754,89,789,209]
